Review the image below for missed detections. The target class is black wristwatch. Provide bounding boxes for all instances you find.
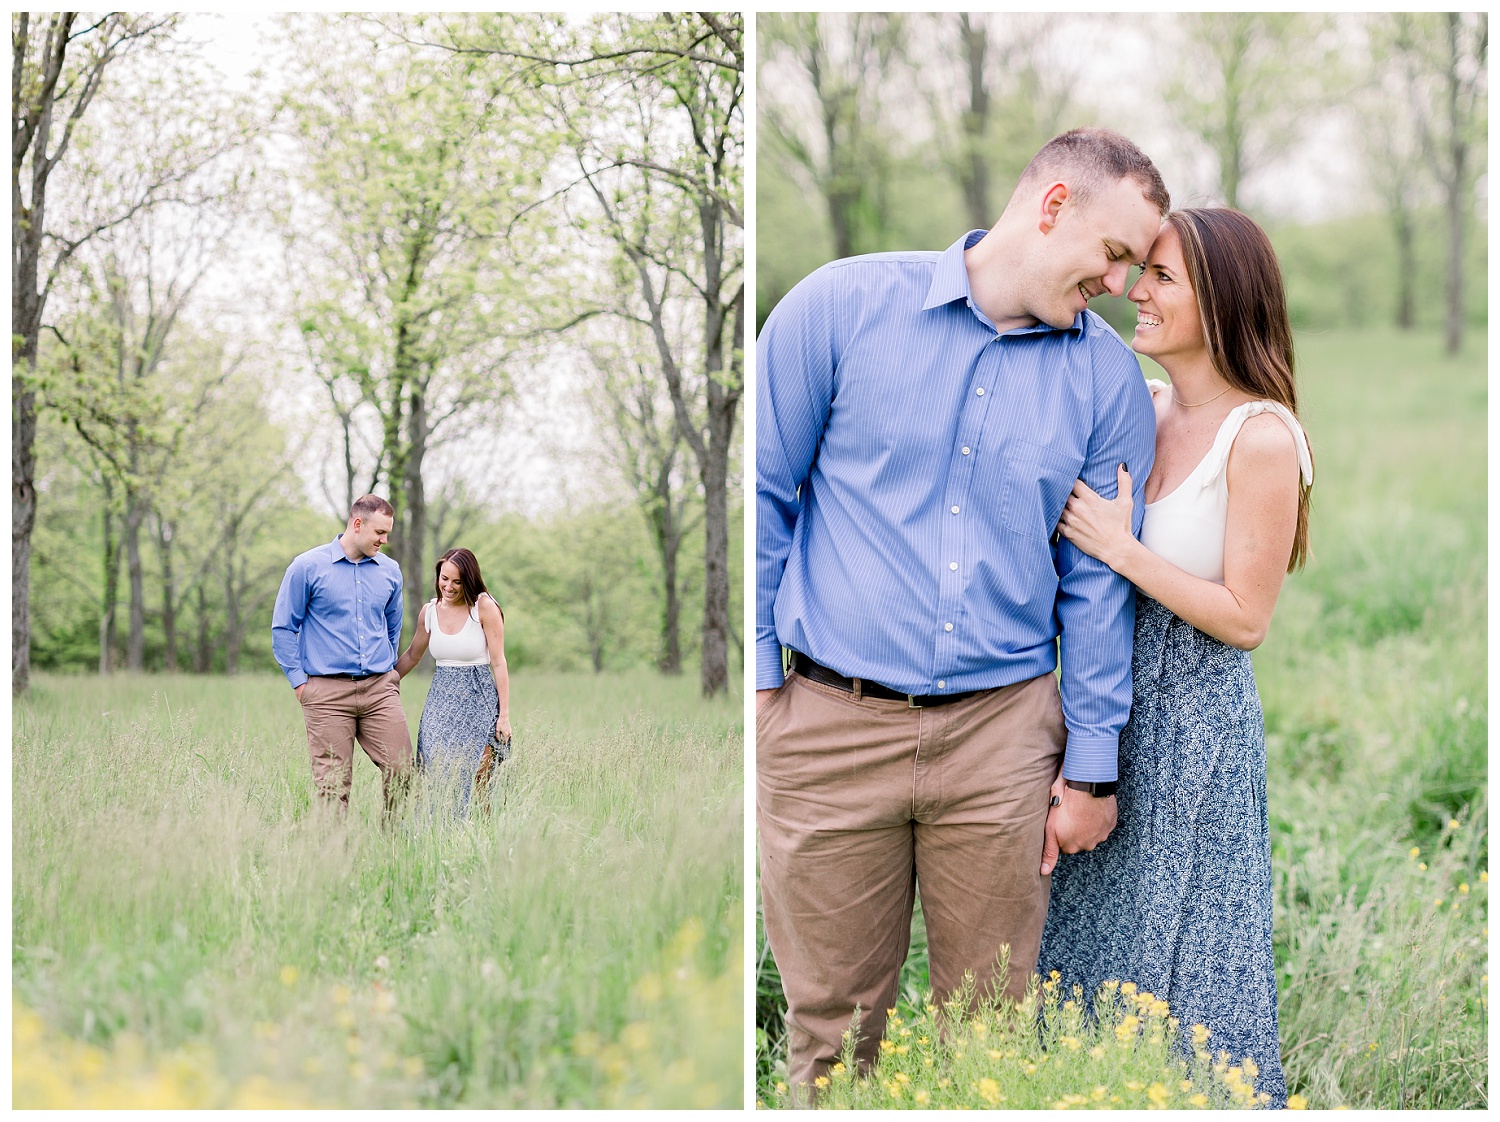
[1063,779,1118,798]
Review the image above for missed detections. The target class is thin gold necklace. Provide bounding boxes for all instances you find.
[1172,385,1230,408]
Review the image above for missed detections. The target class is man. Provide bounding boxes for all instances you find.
[756,128,1168,1096]
[272,494,412,821]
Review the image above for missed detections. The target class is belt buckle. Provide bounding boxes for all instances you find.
[907,694,922,709]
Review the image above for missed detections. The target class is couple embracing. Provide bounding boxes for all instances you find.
[271,494,513,823]
[757,129,1313,1108]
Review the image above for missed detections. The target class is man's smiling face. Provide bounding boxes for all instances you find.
[1028,177,1162,330]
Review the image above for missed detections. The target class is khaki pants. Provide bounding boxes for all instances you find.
[298,671,413,821]
[757,669,1066,1095]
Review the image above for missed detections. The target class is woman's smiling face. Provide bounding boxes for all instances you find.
[1126,223,1205,362]
[438,561,465,604]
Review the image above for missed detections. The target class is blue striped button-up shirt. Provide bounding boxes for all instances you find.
[271,537,404,689]
[756,230,1157,781]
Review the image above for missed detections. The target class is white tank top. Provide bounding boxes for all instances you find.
[1139,380,1313,585]
[425,595,491,666]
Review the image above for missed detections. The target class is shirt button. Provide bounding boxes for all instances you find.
[961,446,971,456]
[944,622,954,632]
[949,562,958,571]
[976,387,985,396]
[951,506,960,514]
[937,680,946,689]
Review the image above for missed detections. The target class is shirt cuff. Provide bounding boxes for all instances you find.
[756,638,786,691]
[1060,734,1118,783]
[285,668,308,690]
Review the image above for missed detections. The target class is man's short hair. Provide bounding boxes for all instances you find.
[1013,127,1170,217]
[350,494,395,522]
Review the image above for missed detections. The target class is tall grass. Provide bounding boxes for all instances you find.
[755,327,1487,1107]
[14,668,742,1107]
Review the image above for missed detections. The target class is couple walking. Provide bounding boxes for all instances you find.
[270,494,513,822]
[757,128,1313,1107]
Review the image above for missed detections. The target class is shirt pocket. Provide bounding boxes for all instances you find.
[1002,440,1084,538]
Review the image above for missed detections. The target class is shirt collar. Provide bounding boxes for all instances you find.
[922,229,1085,335]
[327,534,375,565]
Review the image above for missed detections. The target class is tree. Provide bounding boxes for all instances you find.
[1391,12,1487,354]
[566,14,743,697]
[279,14,561,638]
[12,12,181,692]
[1163,13,1339,210]
[760,13,906,260]
[917,14,1081,230]
[1355,16,1434,331]
[585,332,699,674]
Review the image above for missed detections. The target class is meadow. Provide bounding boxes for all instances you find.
[756,327,1487,1108]
[13,668,743,1108]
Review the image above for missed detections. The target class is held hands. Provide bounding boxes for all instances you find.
[496,713,512,742]
[1040,772,1118,876]
[1056,463,1134,568]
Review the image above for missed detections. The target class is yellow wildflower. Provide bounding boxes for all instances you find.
[813,1076,829,1089]
[1120,982,1137,996]
[1059,1035,1081,1051]
[1050,970,1062,982]
[1480,871,1488,883]
[1102,979,1120,992]
[1089,1045,1105,1059]
[774,1082,787,1096]
[1191,1024,1211,1045]
[977,1078,1003,1105]
[1126,1080,1145,1092]
[989,1049,1003,1060]
[1092,1086,1107,1101]
[914,1089,930,1104]
[895,1044,909,1055]
[1243,1057,1259,1080]
[279,965,299,987]
[1410,847,1421,858]
[1287,1094,1308,1109]
[831,1063,846,1074]
[917,1036,930,1046]
[1180,1080,1193,1091]
[1460,883,1470,894]
[1147,1082,1169,1105]
[1449,818,1460,830]
[895,1072,911,1084]
[1419,863,1428,871]
[1189,1093,1209,1107]
[880,1040,896,1053]
[899,1026,913,1037]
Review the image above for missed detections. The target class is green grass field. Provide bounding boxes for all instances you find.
[756,327,1488,1109]
[14,668,743,1108]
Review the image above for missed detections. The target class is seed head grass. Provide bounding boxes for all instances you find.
[14,668,742,1108]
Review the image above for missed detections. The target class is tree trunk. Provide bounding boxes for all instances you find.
[13,363,38,693]
[194,582,211,673]
[402,382,429,643]
[653,457,683,675]
[958,14,992,231]
[124,488,147,671]
[1442,13,1467,356]
[157,516,177,669]
[99,477,120,673]
[1392,206,1416,330]
[222,530,241,675]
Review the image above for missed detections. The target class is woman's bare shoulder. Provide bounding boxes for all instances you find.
[1227,412,1299,482]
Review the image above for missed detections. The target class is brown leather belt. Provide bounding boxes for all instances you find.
[789,650,978,708]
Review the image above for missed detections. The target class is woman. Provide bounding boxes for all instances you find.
[395,547,512,819]
[1038,209,1314,1108]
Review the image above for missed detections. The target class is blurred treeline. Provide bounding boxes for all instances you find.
[15,13,743,687]
[758,13,1487,346]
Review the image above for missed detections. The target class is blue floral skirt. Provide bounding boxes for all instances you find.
[1039,595,1287,1108]
[416,664,500,820]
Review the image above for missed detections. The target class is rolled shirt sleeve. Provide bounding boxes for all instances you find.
[1054,353,1157,782]
[384,569,404,664]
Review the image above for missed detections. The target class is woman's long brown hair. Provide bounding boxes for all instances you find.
[433,547,501,618]
[1167,207,1313,571]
